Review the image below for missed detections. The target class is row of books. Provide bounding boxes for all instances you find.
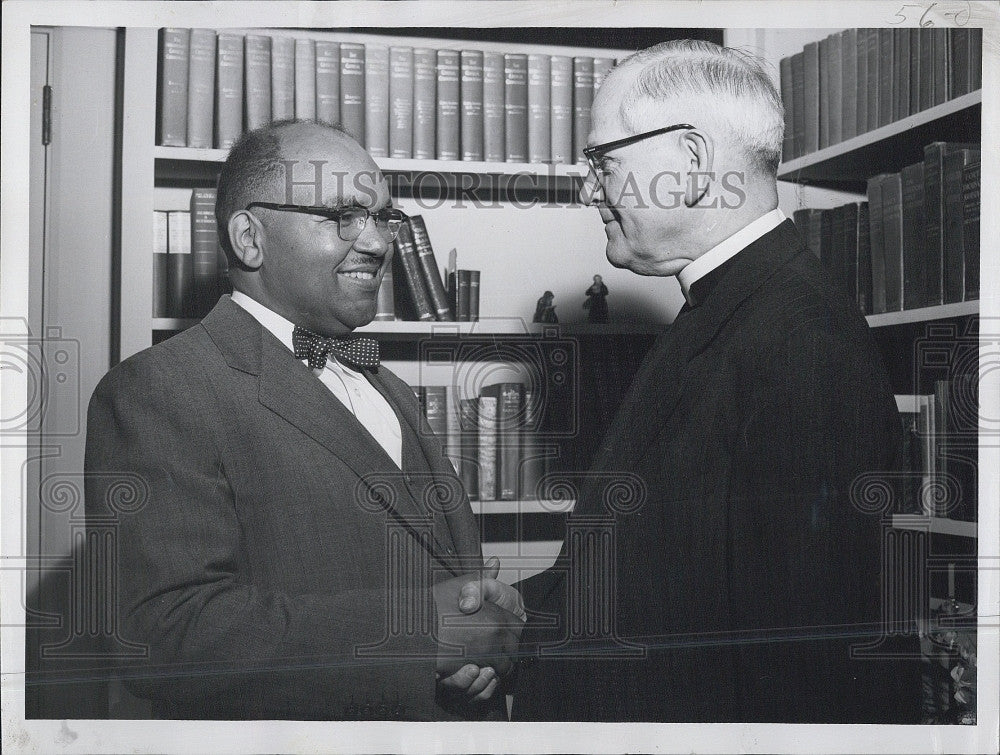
[793,141,980,314]
[779,28,982,161]
[896,380,977,522]
[418,383,546,503]
[158,28,617,163]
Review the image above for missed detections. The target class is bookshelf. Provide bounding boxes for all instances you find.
[891,515,977,539]
[865,300,977,328]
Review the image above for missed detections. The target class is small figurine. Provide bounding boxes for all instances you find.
[533,290,558,323]
[583,274,608,323]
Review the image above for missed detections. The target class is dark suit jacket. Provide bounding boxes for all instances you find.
[84,296,484,720]
[514,220,920,722]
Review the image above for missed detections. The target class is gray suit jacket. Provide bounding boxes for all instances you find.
[85,296,483,719]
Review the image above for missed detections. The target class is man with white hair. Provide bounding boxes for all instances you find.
[511,40,919,722]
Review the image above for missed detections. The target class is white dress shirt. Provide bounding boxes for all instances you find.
[677,208,787,305]
[230,291,403,468]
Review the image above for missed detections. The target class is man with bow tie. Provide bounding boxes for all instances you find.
[84,120,522,720]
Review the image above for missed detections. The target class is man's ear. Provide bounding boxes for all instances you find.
[682,129,714,208]
[228,210,265,270]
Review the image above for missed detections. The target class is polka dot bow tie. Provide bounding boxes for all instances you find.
[292,326,380,370]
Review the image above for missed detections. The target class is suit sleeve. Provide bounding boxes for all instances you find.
[84,356,441,719]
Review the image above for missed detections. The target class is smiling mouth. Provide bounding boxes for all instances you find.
[341,271,377,280]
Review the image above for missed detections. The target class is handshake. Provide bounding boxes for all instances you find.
[433,556,527,703]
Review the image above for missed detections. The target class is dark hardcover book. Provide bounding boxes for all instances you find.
[881,172,904,311]
[933,28,949,105]
[908,27,921,116]
[519,390,544,501]
[413,48,436,160]
[950,29,970,98]
[294,38,316,121]
[166,211,192,318]
[867,174,888,314]
[458,399,479,501]
[393,221,435,321]
[374,261,395,321]
[469,270,481,321]
[943,148,981,303]
[841,202,860,299]
[270,35,295,122]
[900,162,927,310]
[572,56,594,161]
[895,396,924,515]
[158,28,189,146]
[780,56,794,160]
[793,208,824,260]
[190,188,219,317]
[245,34,272,131]
[857,202,873,314]
[923,142,978,305]
[388,46,414,159]
[504,53,529,162]
[339,42,365,144]
[827,32,843,145]
[215,33,244,149]
[420,386,448,449]
[315,40,340,126]
[593,57,614,95]
[949,373,978,521]
[153,211,169,318]
[803,41,820,154]
[971,28,982,90]
[477,395,498,502]
[918,27,934,112]
[962,158,980,301]
[408,215,453,321]
[480,383,523,501]
[855,29,868,135]
[841,29,858,141]
[459,50,484,161]
[186,29,216,149]
[933,380,950,517]
[528,54,552,163]
[828,205,846,286]
[454,269,472,321]
[894,28,911,121]
[865,27,880,131]
[483,51,506,162]
[550,55,574,164]
[444,385,462,475]
[791,51,805,158]
[435,49,460,161]
[365,45,390,158]
[877,27,894,127]
[818,34,831,149]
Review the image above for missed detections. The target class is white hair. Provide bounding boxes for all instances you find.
[613,40,784,175]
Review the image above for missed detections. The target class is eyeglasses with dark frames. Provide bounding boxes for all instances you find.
[245,202,408,242]
[583,123,696,183]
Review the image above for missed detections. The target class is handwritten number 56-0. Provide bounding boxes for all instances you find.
[889,2,971,26]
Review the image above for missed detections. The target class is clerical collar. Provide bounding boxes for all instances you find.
[678,208,786,307]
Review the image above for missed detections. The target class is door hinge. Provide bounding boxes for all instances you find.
[42,85,52,145]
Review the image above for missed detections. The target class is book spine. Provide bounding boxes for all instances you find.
[949,29,970,98]
[190,188,219,318]
[865,28,880,131]
[881,172,904,312]
[436,49,461,161]
[855,31,868,136]
[894,29,911,121]
[943,149,980,303]
[293,38,316,121]
[829,205,846,288]
[918,27,934,112]
[900,162,927,310]
[393,221,435,321]
[215,33,244,149]
[422,386,448,452]
[527,54,551,163]
[482,383,522,501]
[962,159,980,300]
[413,48,437,160]
[818,35,831,149]
[186,29,216,148]
[375,258,395,321]
[339,42,366,144]
[790,52,805,158]
[922,142,976,305]
[866,175,887,314]
[460,50,484,161]
[244,34,272,131]
[444,386,462,475]
[827,32,843,145]
[803,41,820,154]
[857,202,872,314]
[841,29,857,142]
[572,56,594,161]
[519,390,544,500]
[270,36,295,122]
[593,57,614,94]
[933,28,949,105]
[158,28,189,146]
[970,28,982,90]
[468,270,481,321]
[550,55,574,165]
[408,215,454,320]
[477,396,498,502]
[166,211,192,318]
[315,40,341,126]
[909,28,922,116]
[804,209,823,260]
[483,52,506,162]
[153,211,170,318]
[458,399,479,501]
[365,45,390,158]
[779,56,794,161]
[877,28,894,127]
[456,270,472,321]
[388,46,414,159]
[504,53,528,162]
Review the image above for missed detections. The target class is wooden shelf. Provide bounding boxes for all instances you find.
[865,301,978,328]
[470,499,575,515]
[891,515,977,538]
[777,91,981,189]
